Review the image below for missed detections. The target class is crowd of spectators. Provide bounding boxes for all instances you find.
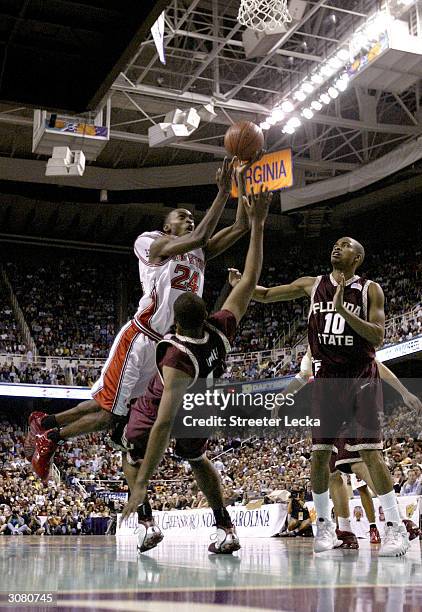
[0,238,420,385]
[0,294,26,355]
[0,362,101,386]
[4,261,117,359]
[1,391,421,534]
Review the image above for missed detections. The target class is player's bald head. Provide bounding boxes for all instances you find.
[332,237,365,270]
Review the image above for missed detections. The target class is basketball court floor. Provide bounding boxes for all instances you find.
[0,536,421,611]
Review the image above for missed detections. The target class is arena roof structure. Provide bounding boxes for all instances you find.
[0,0,422,243]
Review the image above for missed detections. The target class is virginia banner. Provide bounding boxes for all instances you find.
[231,149,293,197]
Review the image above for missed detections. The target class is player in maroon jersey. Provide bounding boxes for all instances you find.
[231,237,412,556]
[119,186,272,554]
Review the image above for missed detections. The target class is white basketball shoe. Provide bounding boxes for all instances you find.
[379,523,410,557]
[136,518,164,554]
[313,518,342,553]
[208,526,241,554]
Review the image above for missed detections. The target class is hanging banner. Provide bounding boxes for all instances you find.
[117,502,287,538]
[231,149,293,197]
[151,11,166,65]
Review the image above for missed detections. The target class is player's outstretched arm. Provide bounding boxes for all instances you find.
[149,158,236,261]
[228,269,314,303]
[221,187,271,324]
[120,366,192,521]
[334,277,385,346]
[205,152,262,260]
[377,360,422,411]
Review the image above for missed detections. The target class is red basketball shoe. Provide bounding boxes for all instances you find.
[336,528,359,549]
[403,519,421,541]
[31,430,58,481]
[370,525,381,544]
[24,412,48,460]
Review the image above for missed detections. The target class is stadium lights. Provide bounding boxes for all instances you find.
[311,100,323,111]
[294,90,307,102]
[301,108,314,119]
[287,116,301,128]
[337,48,349,61]
[282,124,296,134]
[302,82,314,94]
[335,74,349,92]
[266,7,393,133]
[260,121,271,130]
[271,108,285,122]
[281,100,294,113]
[311,73,324,84]
[267,115,278,125]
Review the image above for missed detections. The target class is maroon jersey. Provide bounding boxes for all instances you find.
[308,274,376,369]
[132,310,236,428]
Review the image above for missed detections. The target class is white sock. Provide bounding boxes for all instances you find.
[312,491,330,521]
[338,517,352,532]
[378,491,401,524]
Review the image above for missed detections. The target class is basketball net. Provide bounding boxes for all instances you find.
[237,0,292,32]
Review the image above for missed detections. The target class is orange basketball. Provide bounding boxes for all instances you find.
[224,121,264,161]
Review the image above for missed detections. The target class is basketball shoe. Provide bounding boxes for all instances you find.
[314,519,342,553]
[379,523,410,557]
[336,528,359,549]
[24,412,48,460]
[402,519,421,541]
[31,430,59,481]
[370,525,381,544]
[208,526,241,554]
[136,518,164,553]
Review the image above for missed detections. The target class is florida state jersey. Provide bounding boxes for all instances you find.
[133,231,205,340]
[308,273,376,368]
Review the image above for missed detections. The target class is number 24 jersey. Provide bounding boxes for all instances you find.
[133,231,205,339]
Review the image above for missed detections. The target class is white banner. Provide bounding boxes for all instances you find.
[305,495,420,539]
[151,11,166,65]
[117,503,288,539]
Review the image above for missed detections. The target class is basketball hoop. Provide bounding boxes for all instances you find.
[237,0,292,32]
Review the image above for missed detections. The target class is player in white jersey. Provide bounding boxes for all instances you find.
[27,157,256,481]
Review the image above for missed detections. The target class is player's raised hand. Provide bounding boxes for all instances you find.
[333,273,345,313]
[243,186,273,225]
[402,391,422,412]
[216,156,237,194]
[228,268,242,287]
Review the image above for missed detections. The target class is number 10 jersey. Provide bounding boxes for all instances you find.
[133,231,205,339]
[307,273,376,370]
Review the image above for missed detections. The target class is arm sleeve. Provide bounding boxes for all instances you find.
[159,346,195,379]
[208,309,237,344]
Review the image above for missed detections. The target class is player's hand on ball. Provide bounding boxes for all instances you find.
[236,149,265,176]
[333,273,345,313]
[120,484,148,524]
[228,268,242,287]
[402,391,422,412]
[216,156,237,194]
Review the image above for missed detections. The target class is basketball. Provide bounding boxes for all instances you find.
[224,121,264,161]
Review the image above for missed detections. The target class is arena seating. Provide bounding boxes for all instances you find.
[0,238,420,385]
[1,394,420,534]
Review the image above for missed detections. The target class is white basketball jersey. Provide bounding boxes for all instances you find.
[133,231,205,339]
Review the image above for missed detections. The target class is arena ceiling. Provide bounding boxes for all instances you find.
[0,0,422,245]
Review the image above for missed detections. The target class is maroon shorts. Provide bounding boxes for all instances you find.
[329,436,363,474]
[312,360,383,453]
[126,396,208,463]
